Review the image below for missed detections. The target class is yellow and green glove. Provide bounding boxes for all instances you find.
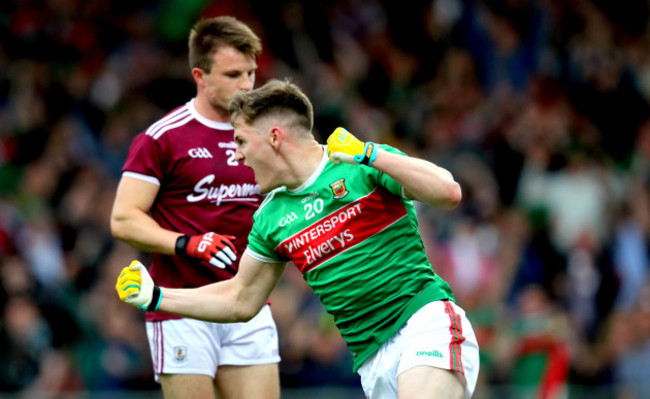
[326,127,377,167]
[115,260,162,312]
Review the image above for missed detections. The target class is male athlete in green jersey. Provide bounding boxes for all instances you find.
[116,79,480,399]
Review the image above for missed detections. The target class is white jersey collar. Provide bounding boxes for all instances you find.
[288,146,329,194]
[187,99,233,131]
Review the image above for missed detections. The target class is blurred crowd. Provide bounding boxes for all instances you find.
[1,0,650,398]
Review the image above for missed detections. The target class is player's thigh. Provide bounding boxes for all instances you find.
[159,373,215,399]
[215,363,280,399]
[398,300,480,399]
[215,305,280,398]
[146,319,219,378]
[397,366,465,399]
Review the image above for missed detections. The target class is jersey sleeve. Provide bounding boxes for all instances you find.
[122,132,167,183]
[245,223,285,263]
[374,144,407,197]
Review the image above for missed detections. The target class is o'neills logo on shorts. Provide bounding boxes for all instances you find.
[417,350,443,358]
[187,175,260,205]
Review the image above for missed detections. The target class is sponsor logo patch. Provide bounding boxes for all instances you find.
[186,175,260,205]
[277,188,407,273]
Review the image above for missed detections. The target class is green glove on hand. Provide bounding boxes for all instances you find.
[326,127,377,166]
[115,260,162,312]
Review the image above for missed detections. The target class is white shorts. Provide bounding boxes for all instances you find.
[146,304,280,381]
[358,300,479,399]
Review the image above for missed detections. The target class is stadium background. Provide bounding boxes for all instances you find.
[1,0,650,398]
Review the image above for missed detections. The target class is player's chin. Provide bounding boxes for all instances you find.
[257,182,272,194]
[256,178,275,194]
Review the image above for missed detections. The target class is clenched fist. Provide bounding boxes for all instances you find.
[326,127,377,167]
[115,260,162,311]
[176,232,238,271]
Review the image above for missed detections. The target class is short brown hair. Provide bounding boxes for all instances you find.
[229,79,314,132]
[188,16,262,71]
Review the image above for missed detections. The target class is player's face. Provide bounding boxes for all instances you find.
[233,121,278,193]
[200,46,257,112]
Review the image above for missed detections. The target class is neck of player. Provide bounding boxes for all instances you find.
[286,142,324,190]
[194,96,231,124]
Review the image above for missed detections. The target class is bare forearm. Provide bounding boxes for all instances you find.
[111,211,180,255]
[111,177,181,254]
[156,256,285,323]
[159,281,257,323]
[115,255,285,323]
[371,149,461,209]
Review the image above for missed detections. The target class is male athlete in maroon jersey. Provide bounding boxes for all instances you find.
[122,99,262,316]
[110,17,280,399]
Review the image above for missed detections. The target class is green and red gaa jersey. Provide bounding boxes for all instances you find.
[245,145,455,371]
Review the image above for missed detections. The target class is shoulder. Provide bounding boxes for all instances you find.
[144,103,196,140]
[254,187,287,218]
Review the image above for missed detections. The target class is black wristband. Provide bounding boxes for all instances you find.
[175,235,190,256]
[147,286,162,312]
[360,142,376,166]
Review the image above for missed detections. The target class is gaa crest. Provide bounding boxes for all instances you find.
[173,346,188,363]
[329,178,349,199]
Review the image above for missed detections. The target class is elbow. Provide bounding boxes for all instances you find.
[236,311,256,323]
[439,182,462,209]
[110,213,128,241]
[232,303,259,322]
[230,291,263,322]
[450,182,462,207]
[109,217,119,239]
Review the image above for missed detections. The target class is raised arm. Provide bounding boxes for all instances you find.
[326,127,461,209]
[371,149,461,209]
[116,252,286,323]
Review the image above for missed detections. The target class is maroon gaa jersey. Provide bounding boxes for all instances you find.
[122,99,264,321]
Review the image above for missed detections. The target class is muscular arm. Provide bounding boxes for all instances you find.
[110,176,181,254]
[158,252,286,322]
[371,149,462,209]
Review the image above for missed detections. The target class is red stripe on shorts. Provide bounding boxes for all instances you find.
[153,321,164,374]
[153,321,158,373]
[158,322,164,374]
[444,301,466,374]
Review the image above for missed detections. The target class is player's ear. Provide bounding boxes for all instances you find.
[268,126,282,150]
[191,68,205,87]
